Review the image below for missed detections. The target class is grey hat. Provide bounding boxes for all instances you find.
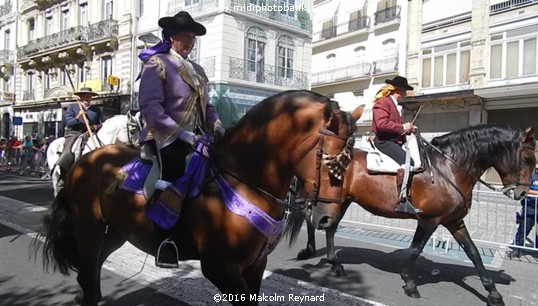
[74,87,98,96]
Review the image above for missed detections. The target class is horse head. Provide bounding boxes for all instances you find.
[292,102,364,230]
[499,126,536,200]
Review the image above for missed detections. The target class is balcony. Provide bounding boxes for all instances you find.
[311,63,372,86]
[374,5,401,26]
[18,19,119,61]
[0,50,15,64]
[166,0,218,15]
[313,16,370,43]
[192,56,216,78]
[229,57,308,89]
[229,0,312,32]
[34,0,63,10]
[0,91,15,105]
[372,57,398,75]
[23,90,35,101]
[0,1,12,17]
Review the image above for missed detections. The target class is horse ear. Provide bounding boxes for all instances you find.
[350,104,366,123]
[522,126,535,143]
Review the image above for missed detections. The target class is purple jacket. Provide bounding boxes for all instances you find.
[138,52,220,150]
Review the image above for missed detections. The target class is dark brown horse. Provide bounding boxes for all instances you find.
[34,90,363,306]
[285,124,536,306]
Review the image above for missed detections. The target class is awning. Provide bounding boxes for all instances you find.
[402,89,484,111]
[313,0,340,22]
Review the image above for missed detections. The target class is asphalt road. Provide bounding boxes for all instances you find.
[1,172,536,306]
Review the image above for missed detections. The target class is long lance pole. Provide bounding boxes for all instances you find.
[63,68,98,148]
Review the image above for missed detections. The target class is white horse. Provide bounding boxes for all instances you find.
[47,112,141,196]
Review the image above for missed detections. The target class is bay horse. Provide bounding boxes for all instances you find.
[285,124,536,306]
[35,90,363,306]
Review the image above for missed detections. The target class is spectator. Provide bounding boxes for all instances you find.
[508,162,538,258]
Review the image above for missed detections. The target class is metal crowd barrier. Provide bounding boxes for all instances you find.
[340,184,538,254]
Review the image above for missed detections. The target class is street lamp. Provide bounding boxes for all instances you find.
[138,33,161,48]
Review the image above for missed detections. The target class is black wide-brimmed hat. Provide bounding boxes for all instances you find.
[158,11,206,36]
[73,87,98,96]
[385,76,414,91]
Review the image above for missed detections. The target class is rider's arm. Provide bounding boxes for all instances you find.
[372,99,405,135]
[64,104,81,128]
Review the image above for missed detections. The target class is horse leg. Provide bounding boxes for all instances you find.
[74,222,107,306]
[446,221,505,306]
[297,220,316,260]
[325,224,346,277]
[243,257,268,295]
[201,259,257,306]
[400,219,438,298]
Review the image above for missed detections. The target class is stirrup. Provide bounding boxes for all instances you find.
[155,238,179,268]
[395,198,423,214]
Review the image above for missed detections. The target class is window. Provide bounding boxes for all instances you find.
[277,35,294,78]
[250,0,266,5]
[80,3,88,26]
[4,30,9,50]
[278,0,295,18]
[78,64,86,83]
[421,40,470,88]
[45,15,53,36]
[26,73,34,95]
[321,19,336,39]
[104,0,113,19]
[189,38,200,63]
[28,18,35,41]
[102,56,113,90]
[139,0,144,17]
[61,10,69,31]
[349,10,367,31]
[60,69,68,86]
[489,25,538,80]
[185,0,199,6]
[44,71,51,92]
[326,53,336,70]
[354,46,366,63]
[245,26,267,83]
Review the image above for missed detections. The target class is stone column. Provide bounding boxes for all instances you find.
[406,0,423,91]
[469,0,490,89]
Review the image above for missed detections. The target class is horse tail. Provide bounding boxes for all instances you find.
[36,188,80,275]
[283,207,306,247]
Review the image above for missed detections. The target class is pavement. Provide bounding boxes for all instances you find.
[1,172,537,305]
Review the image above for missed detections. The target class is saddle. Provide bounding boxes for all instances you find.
[361,134,425,214]
[364,134,423,174]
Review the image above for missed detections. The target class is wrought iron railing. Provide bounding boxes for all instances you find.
[229,57,308,89]
[374,5,401,25]
[0,50,15,63]
[166,0,219,15]
[311,63,371,85]
[372,57,398,75]
[0,0,12,17]
[229,0,311,31]
[18,19,118,60]
[22,90,35,101]
[192,56,216,78]
[313,16,370,42]
[490,0,537,13]
[422,11,471,32]
[0,91,15,102]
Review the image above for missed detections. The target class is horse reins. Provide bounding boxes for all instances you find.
[418,134,534,193]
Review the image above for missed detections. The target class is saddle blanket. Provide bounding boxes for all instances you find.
[118,158,151,194]
[363,135,422,174]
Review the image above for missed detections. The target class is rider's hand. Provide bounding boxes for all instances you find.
[179,131,197,146]
[403,122,417,134]
[91,124,102,132]
[76,109,86,120]
[214,123,225,141]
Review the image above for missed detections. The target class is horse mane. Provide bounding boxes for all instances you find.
[430,124,524,171]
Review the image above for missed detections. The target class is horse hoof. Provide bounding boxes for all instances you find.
[487,293,505,306]
[297,248,314,260]
[330,263,347,277]
[402,285,421,298]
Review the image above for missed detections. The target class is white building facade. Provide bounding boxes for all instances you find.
[406,0,538,136]
[135,0,313,127]
[11,0,136,138]
[0,0,17,139]
[311,0,409,133]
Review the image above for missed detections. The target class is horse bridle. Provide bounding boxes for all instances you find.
[420,134,535,195]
